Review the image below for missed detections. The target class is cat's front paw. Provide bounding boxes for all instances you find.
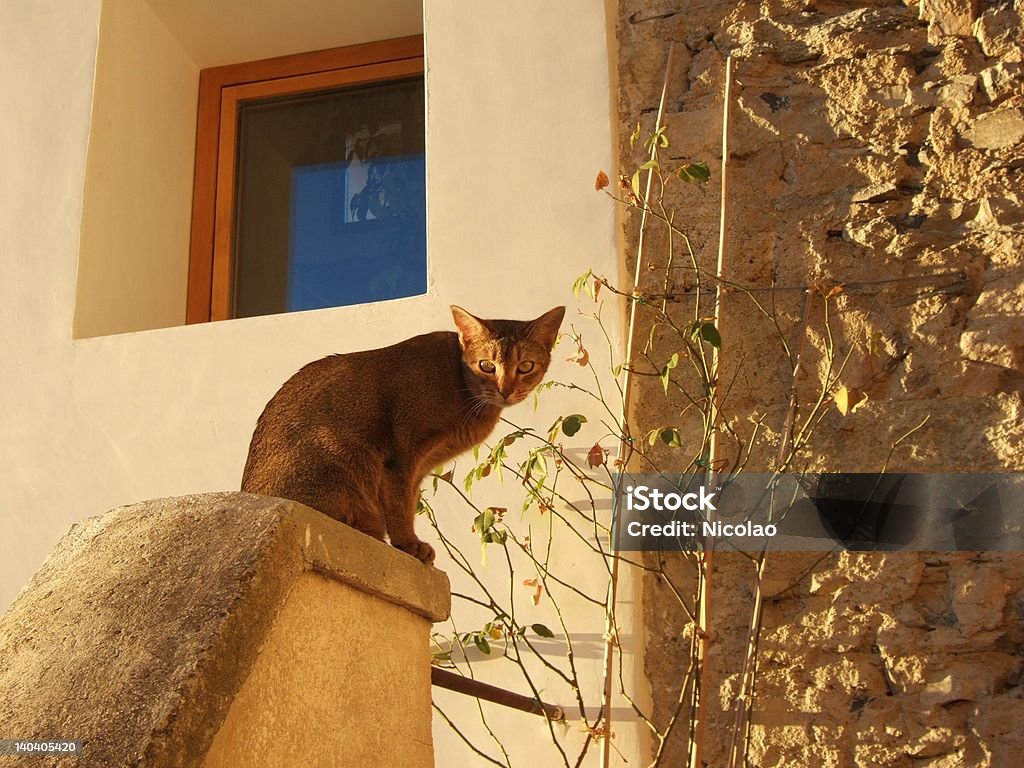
[393,539,436,565]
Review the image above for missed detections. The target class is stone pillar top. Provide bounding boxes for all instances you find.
[0,493,450,767]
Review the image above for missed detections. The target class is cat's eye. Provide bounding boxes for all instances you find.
[517,361,535,374]
[479,360,496,373]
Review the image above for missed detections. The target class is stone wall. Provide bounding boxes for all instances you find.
[617,1,1023,765]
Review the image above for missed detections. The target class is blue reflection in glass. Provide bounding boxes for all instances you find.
[287,154,426,311]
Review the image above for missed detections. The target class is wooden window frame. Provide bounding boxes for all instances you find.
[186,35,425,324]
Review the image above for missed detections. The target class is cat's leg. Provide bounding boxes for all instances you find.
[380,470,435,564]
[323,485,388,541]
[288,445,388,541]
[328,449,389,541]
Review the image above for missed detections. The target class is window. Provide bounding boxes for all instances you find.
[186,36,425,323]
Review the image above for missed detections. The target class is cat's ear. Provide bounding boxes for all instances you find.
[451,306,488,348]
[527,306,565,350]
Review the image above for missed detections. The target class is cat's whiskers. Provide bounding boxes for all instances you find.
[458,390,494,431]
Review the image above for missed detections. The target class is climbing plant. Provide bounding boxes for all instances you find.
[422,127,917,767]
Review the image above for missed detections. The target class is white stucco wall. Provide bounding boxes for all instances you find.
[0,0,638,764]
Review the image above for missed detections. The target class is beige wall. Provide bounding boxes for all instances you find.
[74,0,197,338]
[1,0,633,765]
[147,0,424,69]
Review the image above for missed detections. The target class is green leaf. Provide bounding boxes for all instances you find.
[690,320,721,349]
[660,428,681,448]
[647,321,659,352]
[531,623,555,638]
[503,431,525,447]
[474,507,508,546]
[487,444,504,482]
[572,269,593,299]
[648,427,681,447]
[533,379,556,411]
[660,353,679,394]
[561,414,587,437]
[629,122,641,148]
[630,170,641,200]
[677,162,711,183]
[700,323,722,349]
[522,493,535,514]
[638,158,659,171]
[523,452,548,487]
[474,635,492,655]
[644,126,668,149]
[490,442,507,464]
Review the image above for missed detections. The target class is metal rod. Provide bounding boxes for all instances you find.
[692,52,733,768]
[430,667,565,722]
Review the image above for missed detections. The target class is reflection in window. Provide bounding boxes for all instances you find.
[233,77,426,318]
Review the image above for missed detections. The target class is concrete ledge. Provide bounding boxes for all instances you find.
[0,492,450,767]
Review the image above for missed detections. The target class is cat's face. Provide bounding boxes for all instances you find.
[452,306,565,407]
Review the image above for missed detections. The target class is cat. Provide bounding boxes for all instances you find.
[241,305,565,564]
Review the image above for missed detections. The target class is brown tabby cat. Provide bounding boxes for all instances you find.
[241,306,565,564]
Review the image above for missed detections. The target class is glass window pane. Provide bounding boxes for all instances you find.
[232,77,426,318]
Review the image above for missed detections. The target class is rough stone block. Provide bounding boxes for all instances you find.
[962,108,1024,150]
[920,655,1019,707]
[979,62,1023,105]
[920,0,979,42]
[0,493,450,767]
[974,6,1024,59]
